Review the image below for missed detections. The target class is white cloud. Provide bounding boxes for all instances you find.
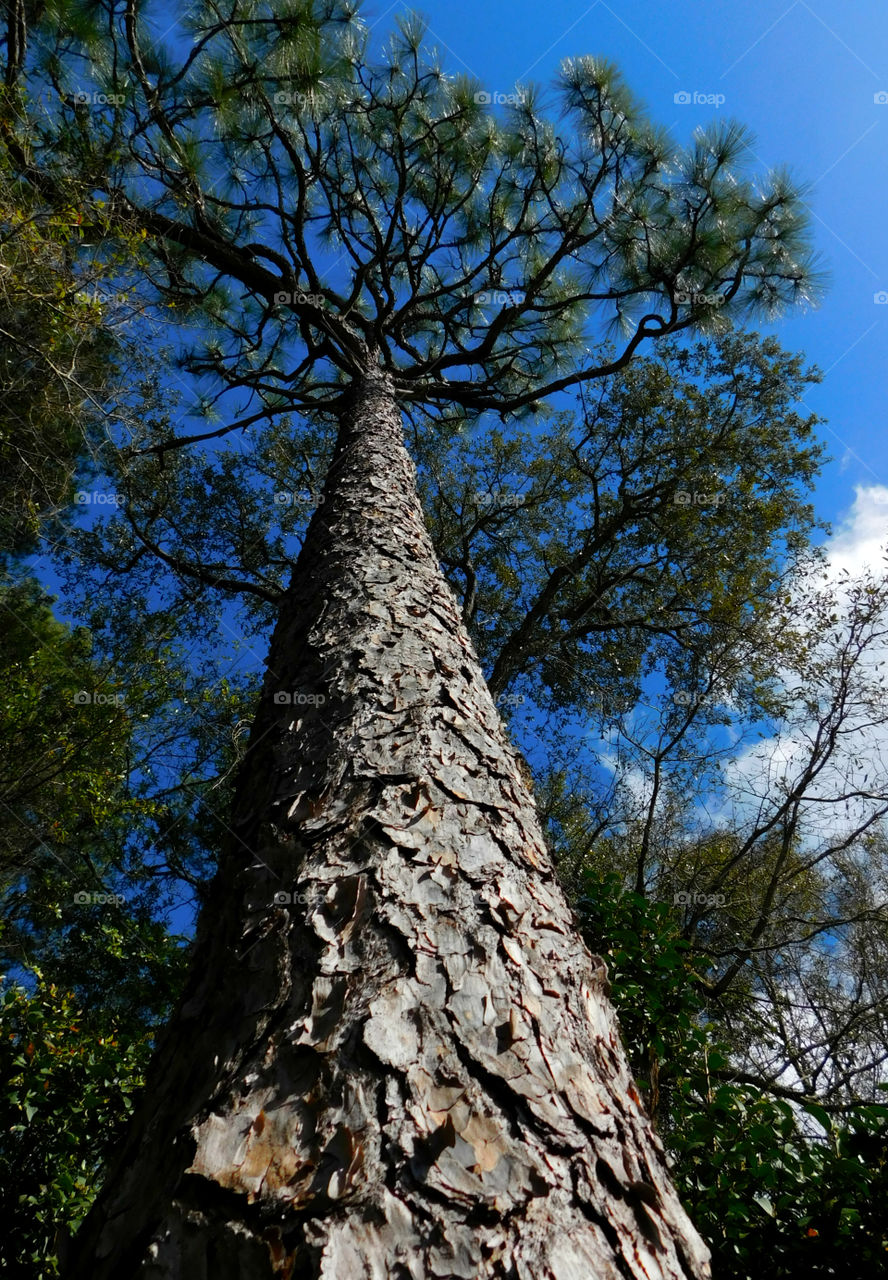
[708,484,888,840]
[822,483,888,583]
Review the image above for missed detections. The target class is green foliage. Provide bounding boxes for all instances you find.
[417,330,826,713]
[672,1089,888,1278]
[573,869,888,1277]
[575,869,709,1114]
[0,567,256,1060]
[0,966,157,1278]
[5,0,822,426]
[0,574,131,884]
[0,579,192,1270]
[0,577,201,1272]
[0,143,125,558]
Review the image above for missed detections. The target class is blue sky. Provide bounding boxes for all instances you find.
[363,0,888,535]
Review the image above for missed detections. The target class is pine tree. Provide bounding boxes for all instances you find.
[3,3,821,1274]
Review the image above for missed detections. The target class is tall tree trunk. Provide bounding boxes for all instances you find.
[66,371,711,1279]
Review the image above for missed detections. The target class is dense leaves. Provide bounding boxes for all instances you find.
[0,575,132,896]
[0,137,133,558]
[0,967,159,1278]
[575,870,888,1276]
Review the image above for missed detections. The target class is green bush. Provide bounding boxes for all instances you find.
[0,968,153,1277]
[575,870,888,1277]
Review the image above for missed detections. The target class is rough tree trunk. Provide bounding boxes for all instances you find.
[66,371,711,1279]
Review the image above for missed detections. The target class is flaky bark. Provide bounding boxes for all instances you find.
[66,371,710,1279]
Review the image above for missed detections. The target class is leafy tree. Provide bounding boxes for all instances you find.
[0,142,126,557]
[573,870,888,1278]
[0,961,171,1279]
[0,566,259,981]
[554,556,888,1108]
[419,330,825,705]
[0,575,231,1275]
[0,574,131,895]
[538,554,888,1271]
[0,43,262,1271]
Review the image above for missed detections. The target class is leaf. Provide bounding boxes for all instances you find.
[802,1101,832,1134]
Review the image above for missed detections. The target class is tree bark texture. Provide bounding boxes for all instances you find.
[66,372,711,1279]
